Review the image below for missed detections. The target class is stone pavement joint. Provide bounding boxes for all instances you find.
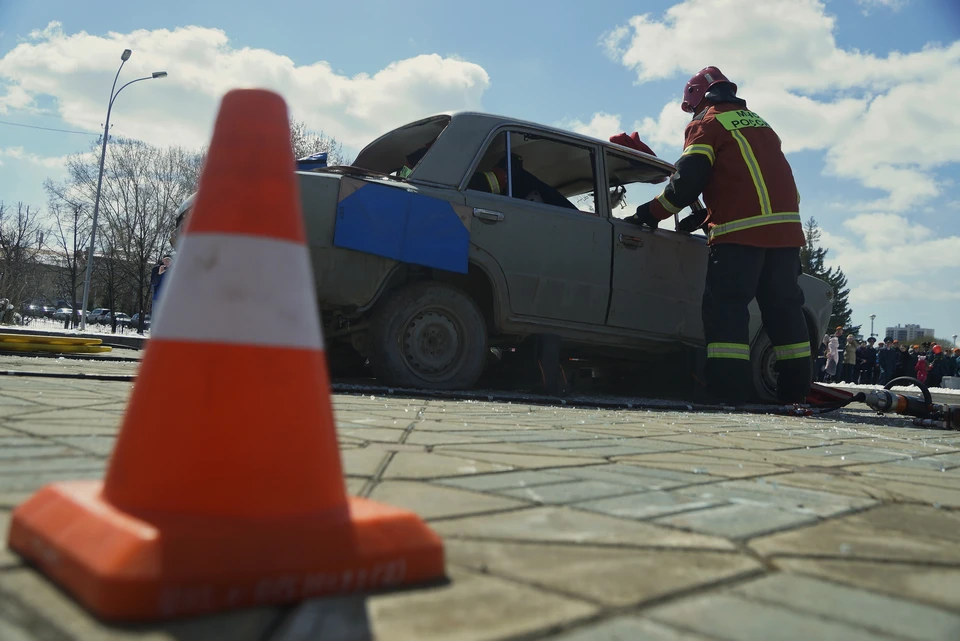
[358,404,426,498]
[0,355,958,640]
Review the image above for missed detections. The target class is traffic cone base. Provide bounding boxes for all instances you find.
[10,480,444,621]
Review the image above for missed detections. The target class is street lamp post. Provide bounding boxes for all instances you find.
[869,314,876,338]
[78,49,167,330]
[953,334,958,348]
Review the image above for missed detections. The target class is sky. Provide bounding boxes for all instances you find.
[0,0,958,341]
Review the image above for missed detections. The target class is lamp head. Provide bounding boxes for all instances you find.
[121,49,132,61]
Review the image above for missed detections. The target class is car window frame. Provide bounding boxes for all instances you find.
[601,146,709,233]
[459,125,606,219]
[353,115,453,176]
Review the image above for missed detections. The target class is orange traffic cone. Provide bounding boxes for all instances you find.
[7,89,445,621]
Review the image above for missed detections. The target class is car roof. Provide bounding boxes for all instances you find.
[352,111,679,184]
[439,111,676,172]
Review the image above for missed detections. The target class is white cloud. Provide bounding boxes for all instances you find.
[825,68,960,210]
[556,108,684,157]
[555,112,623,141]
[0,146,74,169]
[601,0,960,212]
[850,279,960,307]
[631,101,690,152]
[857,0,910,13]
[0,22,491,152]
[0,84,33,113]
[818,212,960,306]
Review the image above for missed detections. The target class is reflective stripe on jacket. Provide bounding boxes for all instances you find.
[650,102,805,248]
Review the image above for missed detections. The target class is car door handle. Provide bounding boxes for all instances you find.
[618,234,643,248]
[473,208,504,222]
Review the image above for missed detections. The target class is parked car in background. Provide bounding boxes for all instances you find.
[52,308,74,321]
[130,313,151,330]
[100,312,132,328]
[91,310,113,325]
[22,304,55,318]
[176,111,835,401]
[86,308,108,323]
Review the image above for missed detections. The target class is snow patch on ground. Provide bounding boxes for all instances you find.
[4,318,149,337]
[820,381,960,396]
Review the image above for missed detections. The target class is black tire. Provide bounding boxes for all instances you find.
[751,328,815,403]
[750,330,779,403]
[368,281,488,390]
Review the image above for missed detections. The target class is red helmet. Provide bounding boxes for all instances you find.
[681,66,737,114]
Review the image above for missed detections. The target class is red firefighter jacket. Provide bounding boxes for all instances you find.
[649,101,804,248]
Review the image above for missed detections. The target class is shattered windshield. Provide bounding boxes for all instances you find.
[605,151,674,219]
[352,115,451,177]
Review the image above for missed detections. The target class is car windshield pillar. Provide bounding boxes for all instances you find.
[505,131,513,198]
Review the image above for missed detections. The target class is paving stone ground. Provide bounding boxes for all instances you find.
[0,352,959,640]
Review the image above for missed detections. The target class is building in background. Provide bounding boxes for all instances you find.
[885,324,935,342]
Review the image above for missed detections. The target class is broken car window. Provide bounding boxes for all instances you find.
[605,151,673,220]
[466,131,598,214]
[352,115,451,176]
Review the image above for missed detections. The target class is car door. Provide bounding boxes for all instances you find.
[673,232,711,341]
[465,130,612,326]
[603,149,705,340]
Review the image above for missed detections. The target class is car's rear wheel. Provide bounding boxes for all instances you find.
[751,328,815,403]
[368,281,488,390]
[750,330,779,403]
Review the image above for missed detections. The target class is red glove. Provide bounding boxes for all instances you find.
[609,132,656,157]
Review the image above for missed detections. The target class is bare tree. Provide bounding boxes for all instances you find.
[39,118,351,333]
[124,143,197,333]
[97,233,121,333]
[179,147,206,194]
[47,137,199,333]
[185,119,352,191]
[96,140,187,332]
[43,191,91,328]
[0,201,46,323]
[289,119,352,165]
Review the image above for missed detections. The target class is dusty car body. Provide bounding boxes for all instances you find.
[176,112,834,400]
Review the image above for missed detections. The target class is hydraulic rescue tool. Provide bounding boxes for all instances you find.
[860,376,959,430]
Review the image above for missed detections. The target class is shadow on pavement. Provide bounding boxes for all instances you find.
[267,595,375,641]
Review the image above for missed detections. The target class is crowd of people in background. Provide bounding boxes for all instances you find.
[816,325,960,388]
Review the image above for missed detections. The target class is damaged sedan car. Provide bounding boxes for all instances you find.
[174,112,834,401]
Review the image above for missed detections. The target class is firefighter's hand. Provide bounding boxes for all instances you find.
[624,202,659,230]
[677,210,707,234]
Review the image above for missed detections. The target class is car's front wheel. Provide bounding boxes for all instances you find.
[368,281,488,390]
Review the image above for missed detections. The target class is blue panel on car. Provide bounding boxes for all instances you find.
[333,182,469,274]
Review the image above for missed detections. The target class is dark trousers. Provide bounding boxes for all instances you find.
[843,363,856,383]
[703,244,812,403]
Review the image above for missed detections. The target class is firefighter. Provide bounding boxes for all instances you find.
[466,164,508,195]
[626,66,810,403]
[404,142,510,197]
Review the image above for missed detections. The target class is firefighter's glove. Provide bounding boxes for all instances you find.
[624,202,659,230]
[677,210,708,234]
